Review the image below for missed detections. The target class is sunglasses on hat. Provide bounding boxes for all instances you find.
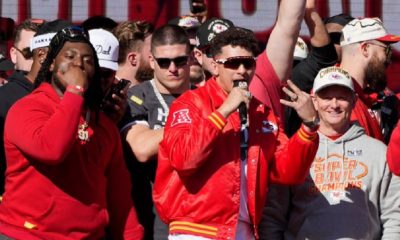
[52,26,89,47]
[215,56,256,69]
[154,56,189,69]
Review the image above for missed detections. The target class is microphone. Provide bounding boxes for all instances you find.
[233,80,248,125]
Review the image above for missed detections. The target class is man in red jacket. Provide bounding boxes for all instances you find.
[154,23,319,239]
[0,26,143,240]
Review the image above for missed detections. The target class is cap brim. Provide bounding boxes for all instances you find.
[99,59,118,71]
[377,34,400,43]
[0,59,14,71]
[314,82,354,94]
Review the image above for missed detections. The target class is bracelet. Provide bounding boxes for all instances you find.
[66,84,85,95]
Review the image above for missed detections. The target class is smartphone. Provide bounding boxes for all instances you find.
[103,79,131,103]
[190,0,206,14]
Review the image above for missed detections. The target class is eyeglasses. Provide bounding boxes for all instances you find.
[215,56,257,69]
[13,46,33,59]
[329,32,342,45]
[154,56,189,69]
[366,41,392,60]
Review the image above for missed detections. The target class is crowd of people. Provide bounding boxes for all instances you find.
[0,0,400,239]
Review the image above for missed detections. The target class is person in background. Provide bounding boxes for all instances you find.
[284,0,354,137]
[261,66,400,239]
[0,26,143,239]
[120,24,192,240]
[193,17,234,86]
[0,19,71,195]
[169,15,203,86]
[10,19,43,73]
[340,17,400,142]
[89,28,128,123]
[113,20,155,86]
[293,37,309,67]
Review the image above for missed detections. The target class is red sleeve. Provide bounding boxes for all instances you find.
[387,125,400,176]
[249,50,283,118]
[162,98,227,176]
[106,124,144,239]
[270,125,319,184]
[5,91,84,165]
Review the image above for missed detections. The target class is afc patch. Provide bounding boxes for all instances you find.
[171,109,192,127]
[347,149,362,157]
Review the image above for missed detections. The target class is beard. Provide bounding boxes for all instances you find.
[365,56,387,92]
[135,59,154,82]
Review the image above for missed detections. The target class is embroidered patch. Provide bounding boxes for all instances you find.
[261,120,278,133]
[347,149,362,157]
[171,109,192,127]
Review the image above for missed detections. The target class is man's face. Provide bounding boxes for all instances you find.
[11,29,35,72]
[52,41,95,92]
[213,45,256,93]
[150,43,190,94]
[136,34,154,81]
[313,85,356,132]
[365,41,391,92]
[194,46,216,78]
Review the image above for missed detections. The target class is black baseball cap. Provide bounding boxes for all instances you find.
[195,17,234,49]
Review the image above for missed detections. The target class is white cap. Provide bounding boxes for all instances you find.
[88,28,119,71]
[340,17,400,46]
[30,32,57,51]
[294,37,308,60]
[313,66,354,94]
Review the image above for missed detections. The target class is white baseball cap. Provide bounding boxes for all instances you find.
[88,28,119,71]
[313,66,354,94]
[340,17,400,46]
[294,37,309,60]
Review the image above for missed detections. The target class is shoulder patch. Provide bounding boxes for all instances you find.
[171,109,192,127]
[130,95,143,105]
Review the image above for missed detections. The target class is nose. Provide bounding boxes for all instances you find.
[73,57,83,68]
[168,61,178,72]
[237,64,247,74]
[330,98,339,108]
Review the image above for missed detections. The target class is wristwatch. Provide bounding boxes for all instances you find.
[302,117,320,130]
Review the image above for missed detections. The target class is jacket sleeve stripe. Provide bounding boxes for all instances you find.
[297,126,317,142]
[169,221,218,237]
[208,111,227,130]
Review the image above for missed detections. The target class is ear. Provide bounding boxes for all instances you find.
[360,42,370,58]
[10,47,17,64]
[210,58,219,76]
[193,48,203,65]
[127,52,138,66]
[311,94,318,110]
[49,59,55,72]
[149,54,155,70]
[37,48,48,64]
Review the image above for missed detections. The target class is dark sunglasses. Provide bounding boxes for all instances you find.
[14,46,33,59]
[215,56,257,69]
[52,26,89,46]
[154,56,189,69]
[329,32,342,45]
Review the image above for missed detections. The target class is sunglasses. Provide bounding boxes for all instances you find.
[14,46,33,59]
[154,56,189,69]
[367,41,392,60]
[215,56,257,69]
[52,26,89,47]
[329,32,342,45]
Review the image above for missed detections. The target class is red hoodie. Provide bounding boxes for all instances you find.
[0,83,143,239]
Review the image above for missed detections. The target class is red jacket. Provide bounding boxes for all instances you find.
[153,78,318,239]
[388,125,400,175]
[0,83,143,240]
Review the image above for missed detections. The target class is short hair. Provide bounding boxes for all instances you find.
[209,27,259,57]
[113,21,151,64]
[150,24,190,54]
[81,15,118,31]
[13,18,43,44]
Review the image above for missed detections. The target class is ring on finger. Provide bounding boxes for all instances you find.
[291,95,298,102]
[245,91,252,98]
